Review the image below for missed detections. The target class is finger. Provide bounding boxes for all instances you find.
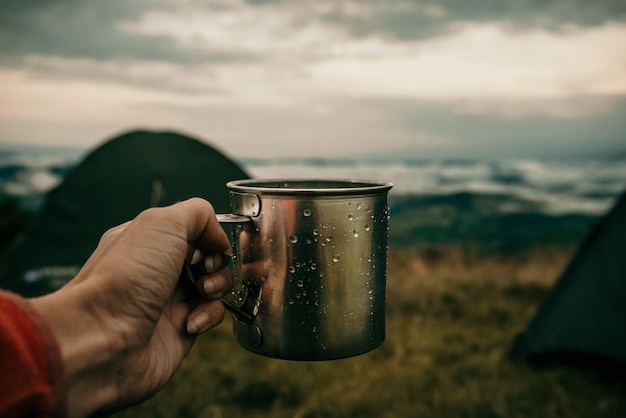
[189,248,204,265]
[189,248,232,276]
[168,298,194,329]
[164,300,197,355]
[175,198,231,254]
[190,251,231,272]
[186,299,226,335]
[197,269,234,300]
[186,252,232,285]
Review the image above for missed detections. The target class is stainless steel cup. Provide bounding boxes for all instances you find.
[219,179,392,361]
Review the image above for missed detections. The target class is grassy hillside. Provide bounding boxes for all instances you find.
[388,193,599,255]
[112,248,626,418]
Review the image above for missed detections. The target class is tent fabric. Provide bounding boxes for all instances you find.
[510,190,626,368]
[0,130,250,297]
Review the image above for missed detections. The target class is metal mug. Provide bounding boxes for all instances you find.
[213,178,393,361]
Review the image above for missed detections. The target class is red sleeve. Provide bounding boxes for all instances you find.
[0,291,67,418]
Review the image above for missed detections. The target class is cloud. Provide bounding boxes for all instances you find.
[4,0,624,65]
[386,95,626,159]
[0,0,253,65]
[1,0,625,159]
[307,0,626,40]
[306,22,626,116]
[7,2,623,115]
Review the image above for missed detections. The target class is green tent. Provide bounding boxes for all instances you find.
[0,130,249,297]
[510,190,626,370]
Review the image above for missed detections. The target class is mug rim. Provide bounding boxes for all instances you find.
[226,178,393,196]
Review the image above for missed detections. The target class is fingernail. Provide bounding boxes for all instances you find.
[204,255,215,273]
[191,249,203,265]
[202,277,216,295]
[186,312,210,334]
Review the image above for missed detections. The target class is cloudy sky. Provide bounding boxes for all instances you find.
[1,0,625,159]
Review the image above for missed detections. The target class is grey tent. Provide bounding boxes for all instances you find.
[510,190,626,370]
[0,130,249,297]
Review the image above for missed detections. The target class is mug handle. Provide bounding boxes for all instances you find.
[216,213,252,223]
[184,213,253,322]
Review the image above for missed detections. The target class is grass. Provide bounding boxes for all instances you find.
[112,246,626,418]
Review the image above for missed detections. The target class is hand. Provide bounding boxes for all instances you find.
[31,198,234,417]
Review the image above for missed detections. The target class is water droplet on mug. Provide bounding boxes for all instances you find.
[312,228,320,236]
[332,254,340,262]
[348,214,354,221]
[297,280,304,287]
[310,263,317,270]
[288,299,294,305]
[303,208,312,217]
[289,235,298,243]
[353,229,359,237]
[289,265,296,273]
[364,224,371,232]
[357,203,363,210]
[234,290,244,303]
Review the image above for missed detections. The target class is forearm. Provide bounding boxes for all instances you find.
[31,283,120,418]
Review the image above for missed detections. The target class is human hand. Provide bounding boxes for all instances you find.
[31,198,234,417]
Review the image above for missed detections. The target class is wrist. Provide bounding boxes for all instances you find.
[31,283,120,418]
